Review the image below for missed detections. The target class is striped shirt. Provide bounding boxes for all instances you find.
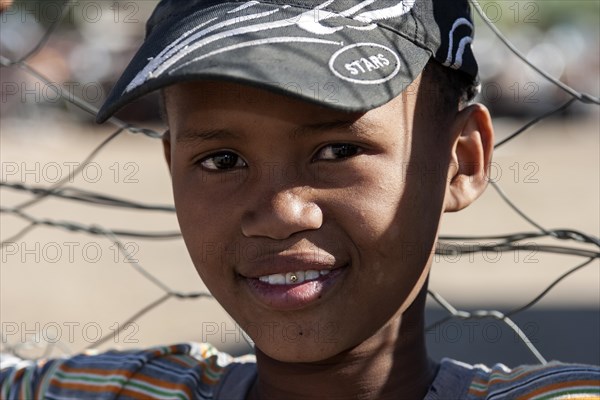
[1,343,257,399]
[1,343,599,399]
[429,358,600,400]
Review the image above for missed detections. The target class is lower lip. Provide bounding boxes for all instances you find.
[243,266,347,311]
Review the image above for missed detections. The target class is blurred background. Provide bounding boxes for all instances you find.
[1,0,598,366]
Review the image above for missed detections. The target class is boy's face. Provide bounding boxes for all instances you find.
[163,78,455,362]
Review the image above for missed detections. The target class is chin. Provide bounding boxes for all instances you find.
[245,319,348,363]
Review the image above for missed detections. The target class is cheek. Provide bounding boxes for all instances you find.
[330,161,409,245]
[334,158,446,279]
[171,172,238,283]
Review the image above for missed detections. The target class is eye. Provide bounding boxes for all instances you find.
[314,143,362,161]
[198,151,247,171]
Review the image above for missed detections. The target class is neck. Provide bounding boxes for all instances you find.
[247,287,436,400]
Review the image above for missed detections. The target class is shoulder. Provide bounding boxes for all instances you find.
[467,360,599,399]
[1,343,256,399]
[427,358,600,400]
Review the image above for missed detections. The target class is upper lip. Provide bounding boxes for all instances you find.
[238,252,346,279]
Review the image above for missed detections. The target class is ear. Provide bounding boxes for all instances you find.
[444,104,494,212]
[162,130,172,175]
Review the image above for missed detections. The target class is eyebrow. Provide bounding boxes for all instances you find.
[176,128,241,143]
[292,119,379,140]
[175,119,376,144]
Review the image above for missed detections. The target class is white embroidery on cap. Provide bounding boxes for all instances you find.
[297,0,344,35]
[443,17,474,70]
[353,0,416,23]
[125,0,418,94]
[125,17,217,91]
[228,1,260,14]
[125,9,281,92]
[339,0,378,17]
[451,36,473,69]
[346,23,377,31]
[328,43,401,84]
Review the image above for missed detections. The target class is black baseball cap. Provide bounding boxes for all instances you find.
[96,0,478,123]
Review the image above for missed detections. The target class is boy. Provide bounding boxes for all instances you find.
[2,0,599,399]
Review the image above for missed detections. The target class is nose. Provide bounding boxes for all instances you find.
[241,187,323,240]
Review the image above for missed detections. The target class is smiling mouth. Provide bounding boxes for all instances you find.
[242,264,349,311]
[257,269,332,285]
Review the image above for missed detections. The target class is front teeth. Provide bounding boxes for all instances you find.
[304,270,319,280]
[258,269,331,285]
[263,274,285,285]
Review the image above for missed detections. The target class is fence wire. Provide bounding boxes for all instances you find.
[1,0,599,366]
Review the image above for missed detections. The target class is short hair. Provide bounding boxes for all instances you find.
[421,59,480,114]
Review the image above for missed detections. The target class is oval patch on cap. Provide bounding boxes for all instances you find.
[329,43,401,85]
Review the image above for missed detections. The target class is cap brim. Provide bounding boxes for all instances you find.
[96,2,431,123]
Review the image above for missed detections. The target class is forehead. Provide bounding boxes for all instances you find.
[163,79,421,132]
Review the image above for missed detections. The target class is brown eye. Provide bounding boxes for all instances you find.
[199,151,246,170]
[315,144,362,161]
